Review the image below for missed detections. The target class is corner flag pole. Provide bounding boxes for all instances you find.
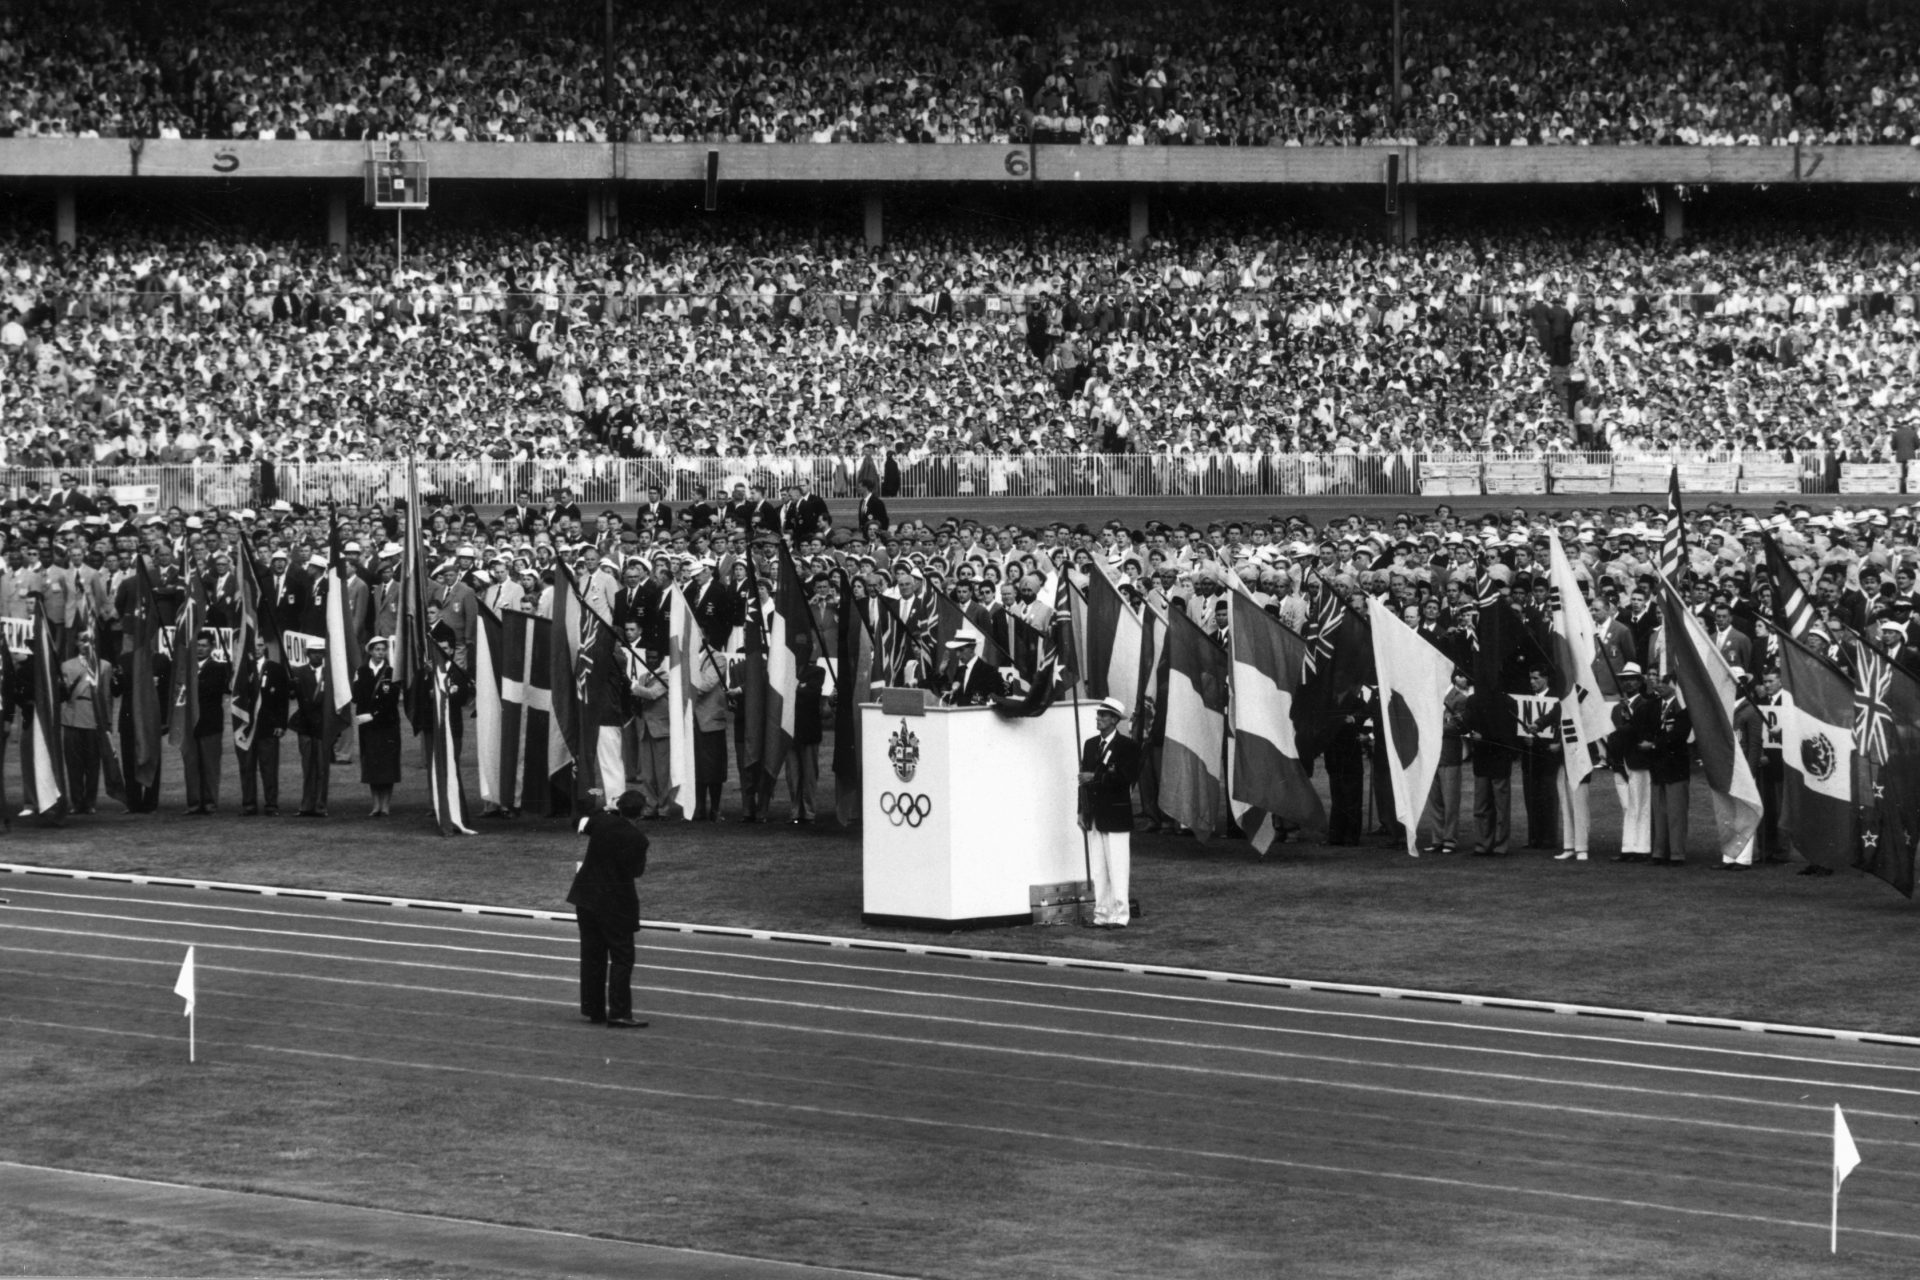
[174,945,197,1063]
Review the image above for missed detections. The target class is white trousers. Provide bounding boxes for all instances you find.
[1711,789,1756,865]
[1087,829,1130,926]
[1556,771,1591,855]
[596,726,626,808]
[1613,768,1651,854]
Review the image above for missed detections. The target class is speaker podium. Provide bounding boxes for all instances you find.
[861,699,1087,928]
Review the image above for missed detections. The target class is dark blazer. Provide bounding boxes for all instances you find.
[351,662,402,727]
[289,662,329,737]
[567,811,649,929]
[1078,731,1141,832]
[195,657,231,738]
[1608,691,1661,771]
[251,656,291,734]
[855,492,889,531]
[947,656,1006,706]
[1650,695,1693,785]
[686,578,738,649]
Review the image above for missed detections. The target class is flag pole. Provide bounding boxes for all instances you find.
[1831,1161,1839,1254]
[1069,677,1094,896]
[189,1001,195,1064]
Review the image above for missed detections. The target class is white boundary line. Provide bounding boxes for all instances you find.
[5,861,1918,1050]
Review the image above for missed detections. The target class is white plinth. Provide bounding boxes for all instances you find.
[861,702,1088,927]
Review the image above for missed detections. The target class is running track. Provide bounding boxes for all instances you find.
[6,874,1920,1276]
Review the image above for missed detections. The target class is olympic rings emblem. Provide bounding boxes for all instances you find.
[879,792,933,829]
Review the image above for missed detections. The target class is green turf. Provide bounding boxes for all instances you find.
[3,731,1914,1036]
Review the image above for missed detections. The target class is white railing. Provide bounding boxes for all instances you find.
[0,450,1891,513]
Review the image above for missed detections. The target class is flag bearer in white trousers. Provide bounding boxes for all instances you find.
[1078,698,1142,928]
[1607,664,1660,862]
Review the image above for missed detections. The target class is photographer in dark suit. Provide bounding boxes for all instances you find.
[567,790,651,1028]
[1077,697,1141,929]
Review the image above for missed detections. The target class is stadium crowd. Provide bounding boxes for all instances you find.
[5,0,1920,147]
[6,215,1920,474]
[1,472,1917,872]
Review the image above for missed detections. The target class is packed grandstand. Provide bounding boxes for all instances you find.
[3,208,1920,478]
[7,0,1920,146]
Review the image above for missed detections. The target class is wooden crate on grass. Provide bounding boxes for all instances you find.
[1030,879,1093,926]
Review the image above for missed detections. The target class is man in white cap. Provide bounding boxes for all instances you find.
[1078,696,1141,928]
[1606,663,1659,862]
[941,634,1005,706]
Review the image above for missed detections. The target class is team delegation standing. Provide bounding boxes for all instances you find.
[1,485,1915,883]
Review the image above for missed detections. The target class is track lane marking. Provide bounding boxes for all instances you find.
[9,864,1916,1048]
[10,1017,1917,1248]
[12,886,1920,1078]
[9,949,1920,1134]
[8,923,1920,1101]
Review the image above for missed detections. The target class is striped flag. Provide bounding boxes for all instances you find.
[1228,588,1325,850]
[1154,608,1229,840]
[428,663,475,835]
[1660,464,1686,584]
[1081,558,1144,710]
[1760,528,1814,640]
[1775,627,1857,872]
[27,604,66,814]
[1656,574,1762,862]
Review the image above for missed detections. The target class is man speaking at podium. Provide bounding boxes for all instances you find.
[1078,697,1141,929]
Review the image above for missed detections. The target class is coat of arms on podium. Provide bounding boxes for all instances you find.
[888,720,920,782]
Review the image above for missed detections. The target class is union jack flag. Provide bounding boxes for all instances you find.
[1853,640,1895,767]
[1301,575,1348,678]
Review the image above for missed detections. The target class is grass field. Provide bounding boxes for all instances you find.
[7,730,1919,1280]
[3,728,1913,1036]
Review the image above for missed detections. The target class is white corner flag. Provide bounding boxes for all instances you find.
[1833,1104,1861,1253]
[174,946,197,1063]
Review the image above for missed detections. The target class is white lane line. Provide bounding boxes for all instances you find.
[12,1017,1918,1247]
[10,898,1920,1082]
[8,920,1920,1101]
[0,1160,908,1280]
[9,990,1882,1202]
[6,941,1916,1126]
[15,979,1869,1182]
[14,990,1920,1146]
[9,863,1916,1048]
